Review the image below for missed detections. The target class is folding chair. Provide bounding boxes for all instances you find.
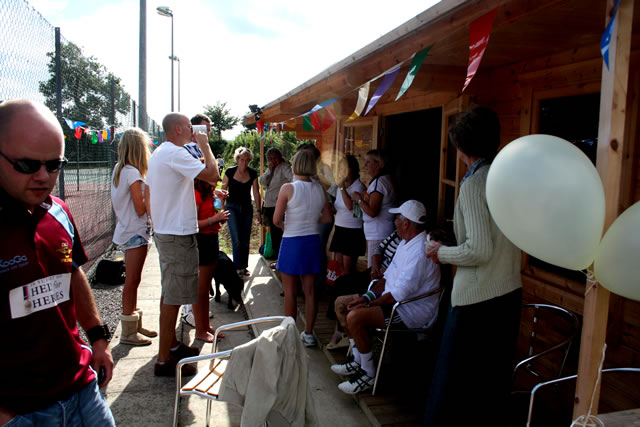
[172,316,286,427]
[371,286,444,395]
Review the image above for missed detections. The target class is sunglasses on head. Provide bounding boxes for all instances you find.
[0,151,68,174]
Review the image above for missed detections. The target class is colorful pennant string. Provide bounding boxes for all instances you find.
[74,127,83,140]
[321,105,336,131]
[310,111,322,130]
[463,7,498,92]
[396,45,433,101]
[364,65,401,116]
[303,115,313,131]
[91,132,98,144]
[63,118,86,130]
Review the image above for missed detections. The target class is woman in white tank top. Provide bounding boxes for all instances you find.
[274,150,332,347]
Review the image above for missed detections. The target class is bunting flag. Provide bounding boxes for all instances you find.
[303,115,313,131]
[74,127,83,140]
[463,7,498,92]
[63,118,86,130]
[91,132,98,144]
[98,132,103,143]
[106,129,111,140]
[321,105,336,132]
[601,0,621,70]
[395,45,433,101]
[102,130,108,141]
[306,97,339,116]
[286,118,297,129]
[346,82,370,122]
[364,65,401,116]
[256,121,265,135]
[310,111,322,130]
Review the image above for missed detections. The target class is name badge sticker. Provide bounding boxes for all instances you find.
[9,273,71,319]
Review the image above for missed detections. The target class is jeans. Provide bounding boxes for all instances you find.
[5,379,115,427]
[226,201,253,270]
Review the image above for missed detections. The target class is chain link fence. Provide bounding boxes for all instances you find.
[1,0,163,270]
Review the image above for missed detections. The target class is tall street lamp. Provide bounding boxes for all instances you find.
[169,55,180,112]
[156,6,174,112]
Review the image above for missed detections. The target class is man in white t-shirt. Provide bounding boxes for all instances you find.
[146,113,219,376]
[330,200,440,394]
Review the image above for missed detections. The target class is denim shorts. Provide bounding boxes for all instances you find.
[121,234,150,250]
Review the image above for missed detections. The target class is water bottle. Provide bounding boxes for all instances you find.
[214,197,222,210]
[353,200,362,219]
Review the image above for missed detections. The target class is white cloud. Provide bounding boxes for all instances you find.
[27,0,439,138]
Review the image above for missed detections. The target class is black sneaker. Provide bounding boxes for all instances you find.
[154,356,197,377]
[171,343,199,360]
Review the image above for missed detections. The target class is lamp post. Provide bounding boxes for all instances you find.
[169,55,180,112]
[156,6,174,112]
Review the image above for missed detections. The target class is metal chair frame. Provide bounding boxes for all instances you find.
[526,367,640,427]
[172,315,286,427]
[371,286,443,395]
[513,303,580,385]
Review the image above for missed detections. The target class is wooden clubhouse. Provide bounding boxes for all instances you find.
[245,0,639,423]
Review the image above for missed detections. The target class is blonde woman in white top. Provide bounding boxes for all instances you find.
[111,128,156,346]
[274,150,332,347]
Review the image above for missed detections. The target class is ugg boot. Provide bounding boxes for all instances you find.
[135,309,157,338]
[120,313,152,346]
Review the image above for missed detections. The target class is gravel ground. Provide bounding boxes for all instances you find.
[88,208,262,342]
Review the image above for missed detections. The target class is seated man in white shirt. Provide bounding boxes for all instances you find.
[330,200,440,394]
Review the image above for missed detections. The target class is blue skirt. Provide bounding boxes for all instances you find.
[276,234,323,275]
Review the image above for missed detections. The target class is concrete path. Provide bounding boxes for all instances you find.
[104,243,370,427]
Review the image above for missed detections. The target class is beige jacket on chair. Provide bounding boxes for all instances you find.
[218,317,318,427]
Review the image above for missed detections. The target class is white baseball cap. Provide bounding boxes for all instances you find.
[389,200,426,224]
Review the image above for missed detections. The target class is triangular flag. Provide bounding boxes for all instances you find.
[98,132,103,143]
[463,7,498,92]
[256,121,265,135]
[63,118,86,130]
[395,45,433,101]
[346,82,370,122]
[321,105,336,132]
[286,119,297,129]
[102,130,108,140]
[74,127,83,140]
[310,111,321,130]
[107,129,111,140]
[364,65,401,116]
[601,0,621,70]
[303,115,313,131]
[91,132,98,144]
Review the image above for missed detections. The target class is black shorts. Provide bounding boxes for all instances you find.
[196,233,219,266]
[329,225,366,256]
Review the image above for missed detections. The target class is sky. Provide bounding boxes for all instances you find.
[29,0,440,138]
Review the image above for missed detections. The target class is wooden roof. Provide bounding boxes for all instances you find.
[244,0,637,126]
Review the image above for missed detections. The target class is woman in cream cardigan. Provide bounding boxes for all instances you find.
[424,107,522,426]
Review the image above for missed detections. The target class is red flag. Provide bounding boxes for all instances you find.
[463,7,498,92]
[310,111,321,130]
[256,121,265,135]
[75,127,83,140]
[321,105,336,132]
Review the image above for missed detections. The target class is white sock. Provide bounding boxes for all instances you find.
[360,351,375,378]
[350,339,361,365]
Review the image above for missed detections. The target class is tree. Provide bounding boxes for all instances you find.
[204,102,240,139]
[39,41,130,130]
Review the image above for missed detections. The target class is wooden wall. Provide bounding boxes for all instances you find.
[470,44,640,411]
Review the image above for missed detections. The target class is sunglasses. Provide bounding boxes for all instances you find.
[0,151,68,174]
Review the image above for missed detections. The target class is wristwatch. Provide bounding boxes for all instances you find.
[87,324,111,345]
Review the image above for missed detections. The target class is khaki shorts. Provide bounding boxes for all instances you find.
[154,233,198,305]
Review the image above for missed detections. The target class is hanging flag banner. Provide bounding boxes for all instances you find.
[286,119,297,129]
[303,115,313,131]
[106,129,111,140]
[310,111,322,130]
[346,82,371,122]
[74,127,83,140]
[395,45,433,101]
[63,118,86,130]
[305,97,339,116]
[321,105,336,132]
[364,65,401,116]
[102,130,108,141]
[463,7,498,92]
[601,0,621,70]
[91,132,98,144]
[98,132,103,143]
[256,121,265,135]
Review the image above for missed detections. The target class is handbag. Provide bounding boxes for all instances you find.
[263,229,275,259]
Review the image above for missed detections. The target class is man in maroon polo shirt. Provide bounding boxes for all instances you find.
[0,99,115,426]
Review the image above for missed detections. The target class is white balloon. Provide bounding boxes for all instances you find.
[594,201,640,301]
[486,134,605,271]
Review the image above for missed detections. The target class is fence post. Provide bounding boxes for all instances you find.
[132,100,137,127]
[55,27,65,200]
